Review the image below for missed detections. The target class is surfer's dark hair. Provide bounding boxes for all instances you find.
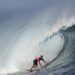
[40,55,43,58]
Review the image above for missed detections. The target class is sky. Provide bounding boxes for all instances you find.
[0,0,74,25]
[0,0,52,24]
[0,0,75,74]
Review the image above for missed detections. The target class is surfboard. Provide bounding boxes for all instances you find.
[27,69,33,72]
[27,68,40,72]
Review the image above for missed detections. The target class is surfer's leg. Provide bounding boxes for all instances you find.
[34,65,37,68]
[30,65,37,71]
[31,60,35,70]
[31,65,37,71]
[31,60,38,71]
[31,65,35,71]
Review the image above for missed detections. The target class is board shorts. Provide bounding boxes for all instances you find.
[33,59,38,65]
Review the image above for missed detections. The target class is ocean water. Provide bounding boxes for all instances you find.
[5,25,75,75]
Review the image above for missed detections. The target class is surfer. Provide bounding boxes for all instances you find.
[30,55,46,71]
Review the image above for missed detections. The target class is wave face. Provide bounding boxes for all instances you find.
[39,25,75,75]
[6,25,75,75]
[42,25,75,75]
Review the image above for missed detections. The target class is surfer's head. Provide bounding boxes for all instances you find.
[40,55,43,59]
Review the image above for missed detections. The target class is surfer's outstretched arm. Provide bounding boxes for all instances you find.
[42,59,46,63]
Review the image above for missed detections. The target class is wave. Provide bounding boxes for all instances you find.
[5,25,75,75]
[39,25,75,75]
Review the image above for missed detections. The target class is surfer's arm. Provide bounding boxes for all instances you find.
[42,59,46,63]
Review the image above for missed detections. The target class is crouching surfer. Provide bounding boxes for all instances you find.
[28,55,46,72]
